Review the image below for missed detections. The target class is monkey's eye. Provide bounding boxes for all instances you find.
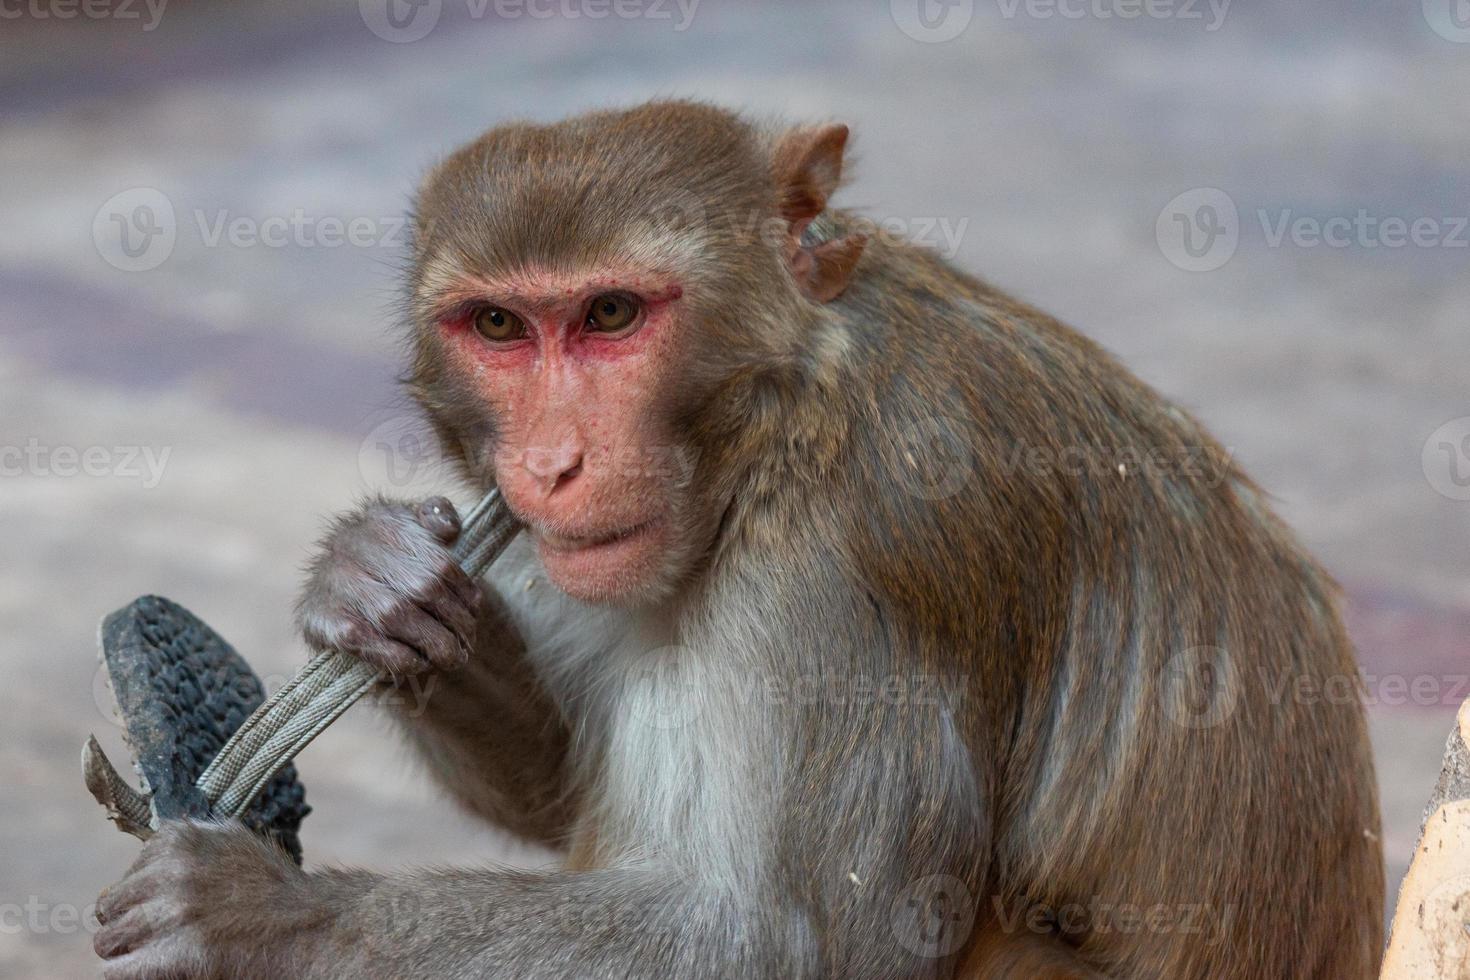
[472,306,527,343]
[585,293,639,334]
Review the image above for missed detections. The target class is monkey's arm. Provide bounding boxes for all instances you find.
[94,821,813,980]
[385,583,573,846]
[95,661,988,980]
[294,497,573,846]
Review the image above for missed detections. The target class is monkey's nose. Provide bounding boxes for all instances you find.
[522,446,584,495]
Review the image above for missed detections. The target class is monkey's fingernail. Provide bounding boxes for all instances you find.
[416,497,461,541]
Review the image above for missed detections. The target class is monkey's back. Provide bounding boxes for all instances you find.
[825,222,1384,979]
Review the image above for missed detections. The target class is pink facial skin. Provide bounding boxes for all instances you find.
[435,268,692,605]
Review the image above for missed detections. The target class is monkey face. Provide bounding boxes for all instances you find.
[403,103,865,608]
[422,263,716,607]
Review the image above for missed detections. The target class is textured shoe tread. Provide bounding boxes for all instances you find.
[102,595,309,863]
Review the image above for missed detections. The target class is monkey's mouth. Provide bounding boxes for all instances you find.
[532,515,669,601]
[535,517,661,554]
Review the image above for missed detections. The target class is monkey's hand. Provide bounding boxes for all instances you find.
[93,821,326,979]
[296,495,484,677]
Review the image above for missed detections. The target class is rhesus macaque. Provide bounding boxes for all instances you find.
[95,101,1382,979]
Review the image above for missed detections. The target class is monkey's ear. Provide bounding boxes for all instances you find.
[772,124,867,303]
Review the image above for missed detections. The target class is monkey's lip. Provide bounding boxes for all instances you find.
[534,517,661,554]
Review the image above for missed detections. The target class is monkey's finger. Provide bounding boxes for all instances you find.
[93,906,160,959]
[99,937,189,980]
[337,622,428,677]
[95,884,136,925]
[436,556,486,615]
[383,604,468,672]
[95,866,164,922]
[415,496,462,544]
[417,574,479,652]
[92,916,147,963]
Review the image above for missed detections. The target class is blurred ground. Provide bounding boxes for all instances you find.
[1,1,1467,975]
